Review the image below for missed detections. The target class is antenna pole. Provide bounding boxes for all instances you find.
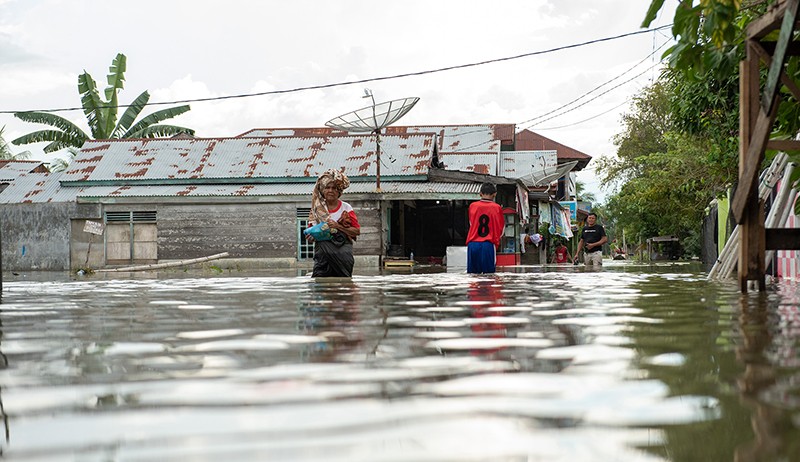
[375,129,382,192]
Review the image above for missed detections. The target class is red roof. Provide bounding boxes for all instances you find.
[515,130,591,169]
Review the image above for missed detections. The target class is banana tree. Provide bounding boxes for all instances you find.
[13,53,194,153]
[0,126,32,160]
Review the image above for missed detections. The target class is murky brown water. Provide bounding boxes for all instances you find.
[1,261,799,461]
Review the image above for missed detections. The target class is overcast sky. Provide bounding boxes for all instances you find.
[0,0,677,202]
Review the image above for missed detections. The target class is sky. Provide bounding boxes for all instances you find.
[0,0,677,203]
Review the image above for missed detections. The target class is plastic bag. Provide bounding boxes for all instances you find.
[304,222,333,241]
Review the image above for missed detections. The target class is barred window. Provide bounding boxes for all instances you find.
[296,208,314,260]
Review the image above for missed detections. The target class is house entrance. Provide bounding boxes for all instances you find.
[387,200,469,262]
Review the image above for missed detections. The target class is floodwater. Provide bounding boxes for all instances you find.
[0,261,799,461]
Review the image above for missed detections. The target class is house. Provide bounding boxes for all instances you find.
[0,125,592,271]
[0,160,49,192]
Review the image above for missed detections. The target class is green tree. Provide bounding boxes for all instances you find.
[12,53,194,154]
[575,180,597,204]
[0,126,32,160]
[598,80,732,257]
[644,0,800,175]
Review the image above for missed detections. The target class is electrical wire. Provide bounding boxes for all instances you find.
[0,25,672,115]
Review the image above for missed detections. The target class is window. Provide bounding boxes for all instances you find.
[104,210,157,264]
[296,208,314,260]
[104,211,157,223]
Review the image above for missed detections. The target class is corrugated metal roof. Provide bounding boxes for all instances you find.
[515,129,591,170]
[499,150,557,179]
[386,124,512,153]
[73,181,480,199]
[0,160,49,181]
[0,173,479,203]
[240,125,515,153]
[62,134,436,184]
[238,127,348,137]
[438,152,498,175]
[0,172,82,203]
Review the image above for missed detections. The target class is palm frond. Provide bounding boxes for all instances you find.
[113,91,150,138]
[44,139,80,153]
[78,71,109,139]
[0,125,13,158]
[105,53,127,99]
[48,157,71,172]
[13,112,89,139]
[122,105,192,138]
[103,53,127,138]
[128,124,195,139]
[11,129,87,152]
[48,147,79,172]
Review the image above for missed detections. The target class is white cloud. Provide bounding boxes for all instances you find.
[0,0,679,203]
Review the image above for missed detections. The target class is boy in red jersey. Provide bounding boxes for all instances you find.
[466,182,504,274]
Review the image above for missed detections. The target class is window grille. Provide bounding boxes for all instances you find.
[133,211,157,222]
[296,208,314,260]
[104,211,157,223]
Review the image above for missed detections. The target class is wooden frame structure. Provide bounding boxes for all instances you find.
[732,0,800,292]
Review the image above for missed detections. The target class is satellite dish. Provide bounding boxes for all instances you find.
[325,94,420,191]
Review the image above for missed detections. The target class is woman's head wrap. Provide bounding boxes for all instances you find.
[309,169,350,224]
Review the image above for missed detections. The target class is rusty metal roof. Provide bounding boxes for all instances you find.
[0,172,82,203]
[499,150,558,179]
[0,160,49,181]
[386,124,512,153]
[61,134,436,184]
[72,181,480,199]
[515,129,591,170]
[0,175,480,203]
[237,127,348,137]
[438,152,498,176]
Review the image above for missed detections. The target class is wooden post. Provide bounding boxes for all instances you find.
[737,46,764,292]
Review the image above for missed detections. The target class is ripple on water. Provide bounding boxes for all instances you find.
[0,267,793,461]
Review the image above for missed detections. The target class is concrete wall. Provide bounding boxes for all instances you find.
[154,201,381,262]
[2,199,383,272]
[1,202,76,271]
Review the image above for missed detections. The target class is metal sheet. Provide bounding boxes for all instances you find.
[62,134,436,184]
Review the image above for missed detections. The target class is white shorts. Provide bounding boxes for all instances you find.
[584,251,603,266]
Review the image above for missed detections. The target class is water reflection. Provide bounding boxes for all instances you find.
[735,292,800,461]
[0,265,797,461]
[297,279,366,361]
[0,315,8,445]
[466,277,508,356]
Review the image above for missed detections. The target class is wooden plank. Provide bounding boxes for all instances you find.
[731,101,779,223]
[765,228,800,250]
[767,140,800,151]
[738,197,766,292]
[761,0,799,113]
[757,42,800,56]
[747,0,790,39]
[384,259,414,267]
[751,42,800,102]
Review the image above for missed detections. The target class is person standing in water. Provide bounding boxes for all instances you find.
[573,212,607,267]
[466,182,504,274]
[551,240,572,264]
[306,169,361,277]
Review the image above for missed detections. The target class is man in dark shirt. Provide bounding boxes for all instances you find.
[573,212,607,267]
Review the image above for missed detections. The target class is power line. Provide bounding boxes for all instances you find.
[0,25,672,115]
[518,61,662,131]
[532,99,632,131]
[516,38,671,127]
[409,37,671,143]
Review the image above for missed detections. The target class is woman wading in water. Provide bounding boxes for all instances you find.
[306,169,361,277]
